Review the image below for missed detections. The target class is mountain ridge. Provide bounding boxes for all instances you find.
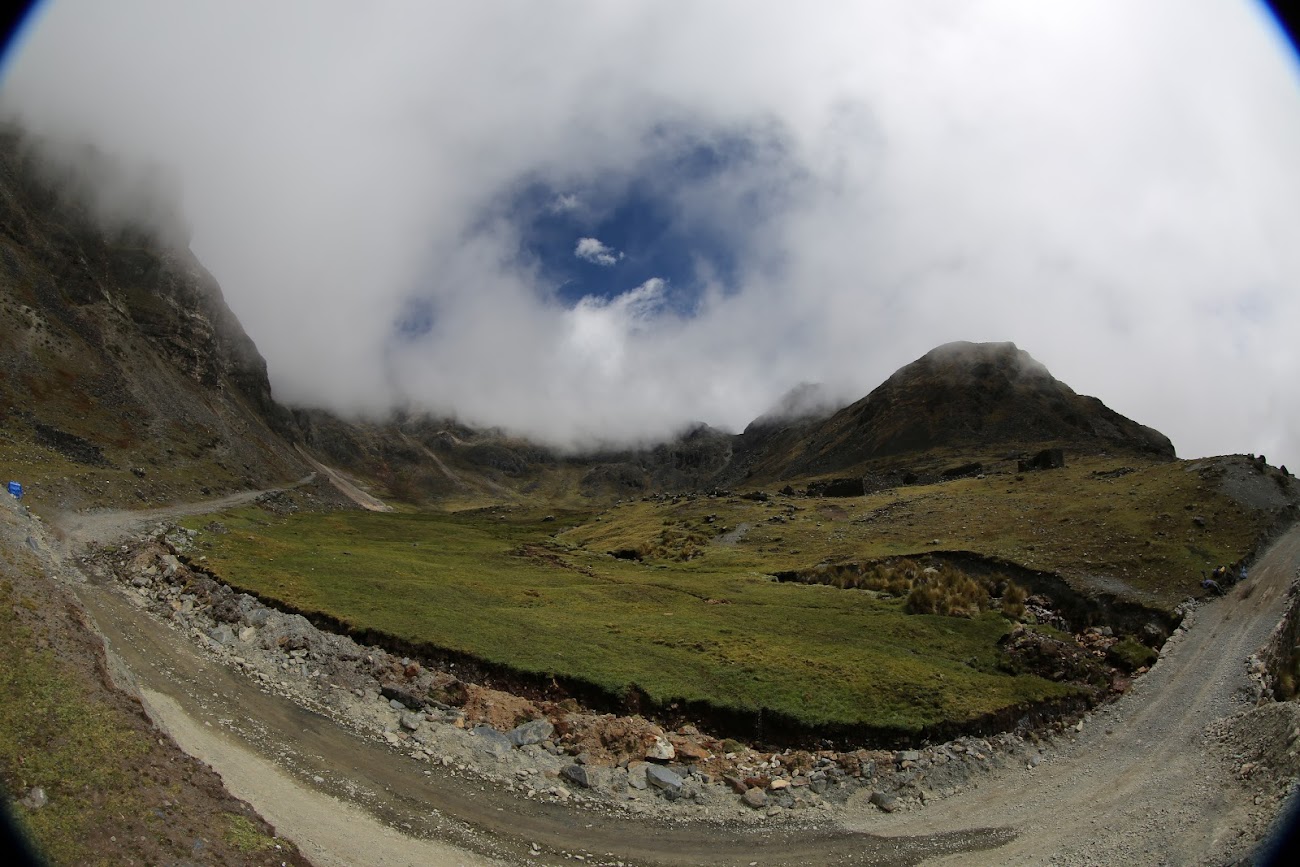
[0,125,1177,510]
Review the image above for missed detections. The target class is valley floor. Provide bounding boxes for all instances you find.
[6,485,1300,866]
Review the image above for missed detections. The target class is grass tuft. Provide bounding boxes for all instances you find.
[224,813,278,853]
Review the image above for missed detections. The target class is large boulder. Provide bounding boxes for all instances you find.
[471,725,514,760]
[645,765,684,794]
[507,719,554,747]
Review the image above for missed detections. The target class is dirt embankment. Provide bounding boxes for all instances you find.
[0,493,313,866]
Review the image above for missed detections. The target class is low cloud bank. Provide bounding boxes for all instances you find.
[4,1,1299,464]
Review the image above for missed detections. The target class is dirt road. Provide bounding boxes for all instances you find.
[75,578,1002,866]
[860,524,1300,865]
[53,474,316,552]
[52,493,1300,865]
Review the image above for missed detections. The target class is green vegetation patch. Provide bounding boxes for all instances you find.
[0,579,148,865]
[186,507,1074,734]
[1107,636,1158,672]
[224,813,278,853]
[779,558,1029,620]
[561,454,1274,611]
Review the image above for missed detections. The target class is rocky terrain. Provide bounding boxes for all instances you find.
[0,125,308,515]
[89,519,1058,823]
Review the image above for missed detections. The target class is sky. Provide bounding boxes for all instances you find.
[2,1,1299,465]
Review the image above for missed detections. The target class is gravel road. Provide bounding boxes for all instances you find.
[46,490,1300,865]
[859,524,1300,865]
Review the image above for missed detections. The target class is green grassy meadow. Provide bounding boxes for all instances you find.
[180,453,1272,736]
[188,506,1075,735]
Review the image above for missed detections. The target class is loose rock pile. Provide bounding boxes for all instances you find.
[91,522,1063,822]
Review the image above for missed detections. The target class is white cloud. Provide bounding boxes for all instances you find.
[549,193,579,213]
[565,279,665,374]
[574,236,622,266]
[3,0,1299,466]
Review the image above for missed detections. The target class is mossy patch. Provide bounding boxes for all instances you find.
[1107,637,1158,672]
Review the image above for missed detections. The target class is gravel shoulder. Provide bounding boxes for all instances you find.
[35,489,1300,865]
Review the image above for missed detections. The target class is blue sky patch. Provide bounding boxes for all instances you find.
[478,121,797,313]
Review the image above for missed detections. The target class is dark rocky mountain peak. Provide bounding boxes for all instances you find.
[745,381,843,433]
[733,341,1175,482]
[848,340,1173,456]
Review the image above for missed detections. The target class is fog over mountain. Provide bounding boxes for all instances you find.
[3,1,1298,463]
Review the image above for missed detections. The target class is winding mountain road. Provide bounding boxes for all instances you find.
[49,491,1300,866]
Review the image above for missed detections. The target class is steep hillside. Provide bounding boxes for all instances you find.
[739,341,1175,483]
[0,126,307,512]
[712,382,844,488]
[292,408,735,507]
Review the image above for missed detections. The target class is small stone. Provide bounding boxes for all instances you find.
[562,764,594,789]
[206,623,235,647]
[742,787,768,809]
[769,778,790,790]
[399,711,423,732]
[19,787,47,810]
[869,791,898,813]
[645,735,676,761]
[471,725,514,760]
[507,719,555,747]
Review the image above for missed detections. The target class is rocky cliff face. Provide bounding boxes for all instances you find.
[0,126,306,510]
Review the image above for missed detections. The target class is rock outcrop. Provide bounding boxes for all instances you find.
[0,125,307,509]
